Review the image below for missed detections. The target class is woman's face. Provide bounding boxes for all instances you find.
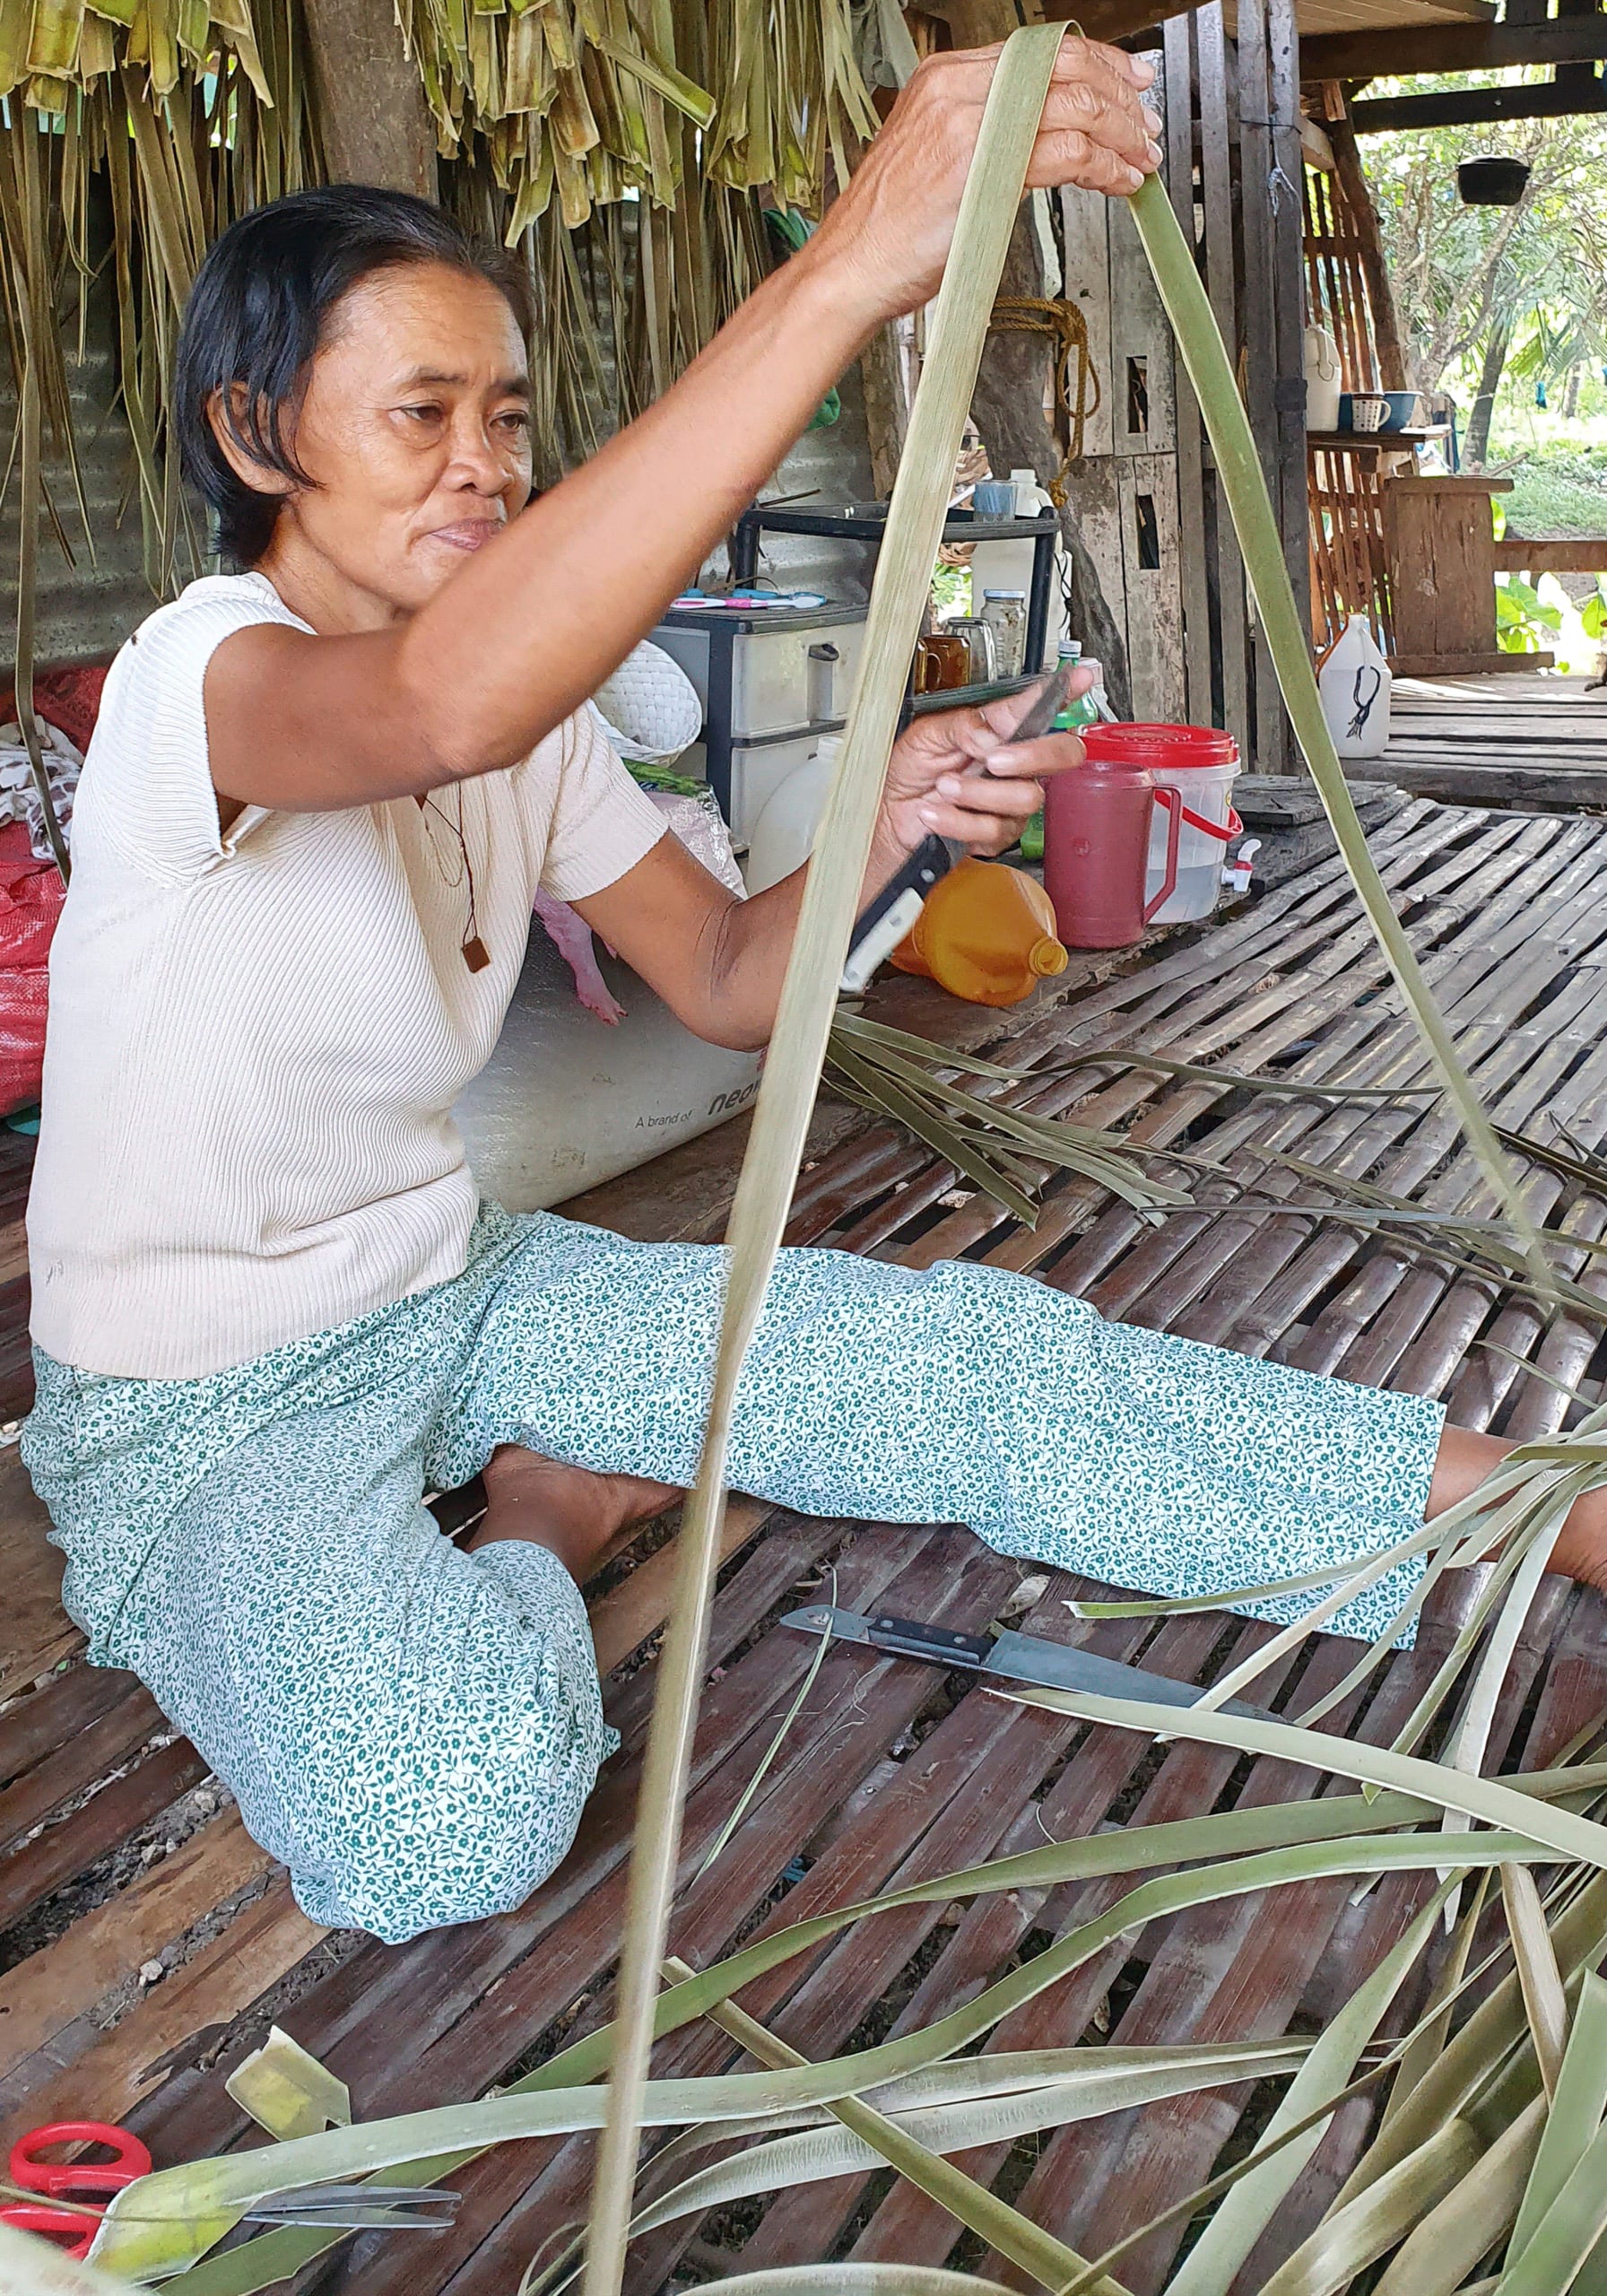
[226,259,534,627]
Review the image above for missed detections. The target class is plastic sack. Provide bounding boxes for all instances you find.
[0,821,65,1113]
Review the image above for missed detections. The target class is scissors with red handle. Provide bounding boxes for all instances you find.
[4,2120,152,2259]
[4,2117,460,2255]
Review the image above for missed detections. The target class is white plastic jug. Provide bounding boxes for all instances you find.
[1009,465,1054,516]
[743,734,837,891]
[1318,616,1391,760]
[1304,326,1342,433]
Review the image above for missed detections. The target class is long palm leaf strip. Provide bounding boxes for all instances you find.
[575,29,1073,2293]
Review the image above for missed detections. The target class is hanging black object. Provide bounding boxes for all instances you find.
[1457,155,1530,205]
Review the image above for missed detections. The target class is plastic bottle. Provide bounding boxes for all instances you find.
[1021,655,1100,863]
[889,857,1069,1007]
[1318,615,1391,760]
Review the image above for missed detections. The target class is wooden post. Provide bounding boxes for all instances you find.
[1236,0,1284,771]
[1164,13,1213,725]
[1196,2,1251,761]
[301,0,437,197]
[1270,0,1311,758]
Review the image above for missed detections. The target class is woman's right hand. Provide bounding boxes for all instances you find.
[811,38,1162,326]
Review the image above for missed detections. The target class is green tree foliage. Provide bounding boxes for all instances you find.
[1364,85,1607,415]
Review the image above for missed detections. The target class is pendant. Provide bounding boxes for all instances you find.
[463,935,491,974]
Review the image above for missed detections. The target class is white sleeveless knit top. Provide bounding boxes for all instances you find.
[27,573,665,1379]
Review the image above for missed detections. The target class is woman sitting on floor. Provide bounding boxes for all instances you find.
[22,45,1607,1944]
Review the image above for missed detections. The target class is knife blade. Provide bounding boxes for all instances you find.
[778,1604,1273,1721]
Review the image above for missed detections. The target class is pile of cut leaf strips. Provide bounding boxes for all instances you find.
[17,29,1607,2296]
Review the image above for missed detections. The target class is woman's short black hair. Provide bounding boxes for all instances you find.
[174,185,534,566]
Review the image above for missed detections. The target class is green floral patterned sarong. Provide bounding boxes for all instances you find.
[23,1203,1445,1943]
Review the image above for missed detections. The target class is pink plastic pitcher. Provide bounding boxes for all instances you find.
[1042,739,1182,950]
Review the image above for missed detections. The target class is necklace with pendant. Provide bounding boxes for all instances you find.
[420,787,491,972]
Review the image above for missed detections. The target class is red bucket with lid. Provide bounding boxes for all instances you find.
[1081,724,1241,924]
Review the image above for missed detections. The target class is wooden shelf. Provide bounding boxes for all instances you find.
[1307,427,1451,451]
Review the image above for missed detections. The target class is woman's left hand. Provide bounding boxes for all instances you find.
[879,679,1092,857]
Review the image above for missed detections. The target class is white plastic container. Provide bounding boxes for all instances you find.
[1146,752,1241,922]
[1304,326,1342,433]
[650,604,868,739]
[678,725,833,843]
[743,734,838,892]
[1318,615,1392,760]
[1010,466,1053,516]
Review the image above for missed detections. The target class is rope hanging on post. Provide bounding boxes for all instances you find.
[986,291,1100,504]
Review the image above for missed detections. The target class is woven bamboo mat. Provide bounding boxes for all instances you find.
[3,795,1607,2293]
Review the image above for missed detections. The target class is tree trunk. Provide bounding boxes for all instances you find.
[1464,320,1512,468]
[970,202,1134,717]
[859,324,909,503]
[301,0,437,197]
[1563,361,1583,421]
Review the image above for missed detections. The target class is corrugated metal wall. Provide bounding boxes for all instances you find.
[0,307,165,683]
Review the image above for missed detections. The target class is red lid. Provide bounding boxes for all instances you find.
[1081,722,1239,770]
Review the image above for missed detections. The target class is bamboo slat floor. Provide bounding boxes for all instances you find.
[1376,670,1607,810]
[4,794,1607,2294]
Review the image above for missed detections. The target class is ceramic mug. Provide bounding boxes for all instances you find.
[1348,395,1389,434]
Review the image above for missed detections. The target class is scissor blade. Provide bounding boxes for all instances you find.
[779,1604,1271,1721]
[248,2183,461,2230]
[248,2208,457,2231]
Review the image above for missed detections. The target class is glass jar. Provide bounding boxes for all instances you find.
[980,589,1027,679]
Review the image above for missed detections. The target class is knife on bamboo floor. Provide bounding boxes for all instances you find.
[778,1604,1273,1722]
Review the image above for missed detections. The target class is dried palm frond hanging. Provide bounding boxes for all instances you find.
[403,0,876,237]
[0,0,317,862]
[437,0,879,460]
[0,0,880,855]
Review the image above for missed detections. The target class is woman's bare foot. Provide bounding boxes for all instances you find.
[1430,1422,1607,1594]
[465,1444,683,1581]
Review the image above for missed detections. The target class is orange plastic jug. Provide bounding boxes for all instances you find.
[890,857,1069,1007]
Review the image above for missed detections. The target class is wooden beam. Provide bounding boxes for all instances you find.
[1352,73,1607,130]
[300,0,437,196]
[1493,535,1607,574]
[1043,0,1195,42]
[1388,648,1550,675]
[1303,15,1607,81]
